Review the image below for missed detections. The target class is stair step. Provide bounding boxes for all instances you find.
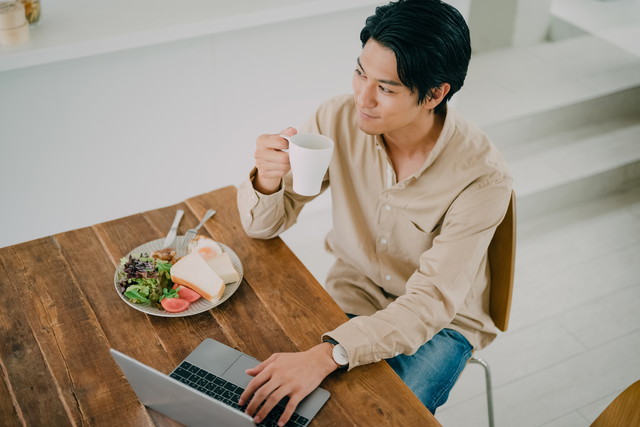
[509,114,640,221]
[454,33,640,222]
[455,34,640,127]
[517,160,640,223]
[483,86,640,149]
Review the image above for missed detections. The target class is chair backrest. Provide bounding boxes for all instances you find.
[487,190,516,332]
[591,380,640,426]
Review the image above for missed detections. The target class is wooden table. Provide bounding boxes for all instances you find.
[0,186,438,426]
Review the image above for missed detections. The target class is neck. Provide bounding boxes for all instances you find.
[383,110,445,158]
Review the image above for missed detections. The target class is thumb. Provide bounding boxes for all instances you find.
[279,127,298,137]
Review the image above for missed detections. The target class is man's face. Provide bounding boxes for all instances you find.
[352,39,425,136]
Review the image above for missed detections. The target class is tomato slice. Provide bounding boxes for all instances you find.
[172,284,201,303]
[161,297,191,313]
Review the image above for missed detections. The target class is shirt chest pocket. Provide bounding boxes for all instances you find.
[388,215,441,264]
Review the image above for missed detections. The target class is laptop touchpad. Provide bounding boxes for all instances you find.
[223,355,259,388]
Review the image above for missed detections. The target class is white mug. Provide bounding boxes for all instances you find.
[281,133,334,196]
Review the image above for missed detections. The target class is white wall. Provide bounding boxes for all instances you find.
[0,8,371,247]
[468,0,550,51]
[0,1,471,248]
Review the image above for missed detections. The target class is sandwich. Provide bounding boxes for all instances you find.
[170,253,225,302]
[189,236,240,284]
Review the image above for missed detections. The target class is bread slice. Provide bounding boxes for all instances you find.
[170,253,225,302]
[202,252,240,284]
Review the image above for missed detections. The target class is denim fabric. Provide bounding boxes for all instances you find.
[385,328,473,414]
[343,314,473,413]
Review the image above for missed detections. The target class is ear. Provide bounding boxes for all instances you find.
[423,83,451,110]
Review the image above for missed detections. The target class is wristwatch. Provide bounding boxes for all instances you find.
[325,338,349,369]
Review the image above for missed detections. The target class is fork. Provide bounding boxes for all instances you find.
[180,209,217,252]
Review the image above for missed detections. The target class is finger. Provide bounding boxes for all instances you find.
[279,127,297,137]
[239,365,270,406]
[245,360,268,377]
[244,375,280,417]
[254,149,290,165]
[254,386,289,425]
[275,127,297,152]
[245,358,271,377]
[256,133,289,151]
[278,395,303,427]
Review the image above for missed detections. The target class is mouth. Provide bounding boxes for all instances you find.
[358,109,378,120]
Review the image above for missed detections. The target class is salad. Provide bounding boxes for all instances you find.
[116,252,201,312]
[116,253,173,306]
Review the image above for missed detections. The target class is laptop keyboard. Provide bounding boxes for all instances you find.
[170,361,310,427]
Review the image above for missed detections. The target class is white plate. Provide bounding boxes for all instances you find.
[113,236,243,317]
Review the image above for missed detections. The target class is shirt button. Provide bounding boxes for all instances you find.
[380,238,387,245]
[384,205,391,211]
[385,275,391,281]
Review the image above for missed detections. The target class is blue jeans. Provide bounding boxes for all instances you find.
[345,314,473,414]
[386,328,473,414]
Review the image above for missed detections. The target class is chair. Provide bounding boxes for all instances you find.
[591,380,640,427]
[468,190,516,427]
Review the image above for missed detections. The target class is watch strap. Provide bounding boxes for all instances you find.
[324,337,339,346]
[324,338,349,369]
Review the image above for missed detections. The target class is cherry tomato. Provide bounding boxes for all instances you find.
[172,284,201,303]
[161,297,190,313]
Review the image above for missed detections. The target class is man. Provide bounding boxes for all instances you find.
[236,0,512,425]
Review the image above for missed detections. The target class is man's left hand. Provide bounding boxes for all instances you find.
[239,343,338,426]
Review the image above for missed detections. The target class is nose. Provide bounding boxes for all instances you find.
[355,80,376,109]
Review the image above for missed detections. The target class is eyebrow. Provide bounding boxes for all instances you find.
[357,57,404,87]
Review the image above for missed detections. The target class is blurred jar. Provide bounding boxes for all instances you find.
[0,1,29,45]
[17,0,38,24]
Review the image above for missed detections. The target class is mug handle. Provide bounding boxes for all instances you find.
[278,134,291,152]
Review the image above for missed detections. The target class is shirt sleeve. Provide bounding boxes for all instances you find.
[236,110,330,239]
[236,168,288,239]
[324,176,512,369]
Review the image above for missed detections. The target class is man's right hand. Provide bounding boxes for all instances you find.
[253,127,298,195]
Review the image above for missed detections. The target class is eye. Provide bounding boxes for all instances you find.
[379,85,393,94]
[354,68,365,78]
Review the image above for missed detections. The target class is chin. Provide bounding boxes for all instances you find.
[357,124,377,135]
[359,127,381,136]
[356,119,382,136]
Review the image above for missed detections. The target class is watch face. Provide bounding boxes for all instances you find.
[332,344,349,366]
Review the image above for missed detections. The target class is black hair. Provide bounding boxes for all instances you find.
[360,0,471,114]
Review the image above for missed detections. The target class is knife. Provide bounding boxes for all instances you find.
[162,209,184,248]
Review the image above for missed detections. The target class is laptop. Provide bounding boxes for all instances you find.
[110,338,330,427]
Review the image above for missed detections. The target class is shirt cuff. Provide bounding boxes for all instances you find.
[322,322,373,371]
[237,168,286,238]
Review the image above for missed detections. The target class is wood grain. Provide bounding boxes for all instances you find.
[0,362,21,427]
[591,380,640,427]
[185,187,437,426]
[186,187,348,343]
[0,242,70,426]
[0,186,438,426]
[1,236,152,426]
[488,190,516,332]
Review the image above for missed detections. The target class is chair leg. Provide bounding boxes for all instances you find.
[469,355,495,427]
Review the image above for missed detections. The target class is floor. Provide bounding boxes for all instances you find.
[435,186,640,426]
[280,1,640,425]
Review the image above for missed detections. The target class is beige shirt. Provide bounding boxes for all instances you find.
[237,94,512,370]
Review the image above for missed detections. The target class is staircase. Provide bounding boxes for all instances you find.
[455,33,640,223]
